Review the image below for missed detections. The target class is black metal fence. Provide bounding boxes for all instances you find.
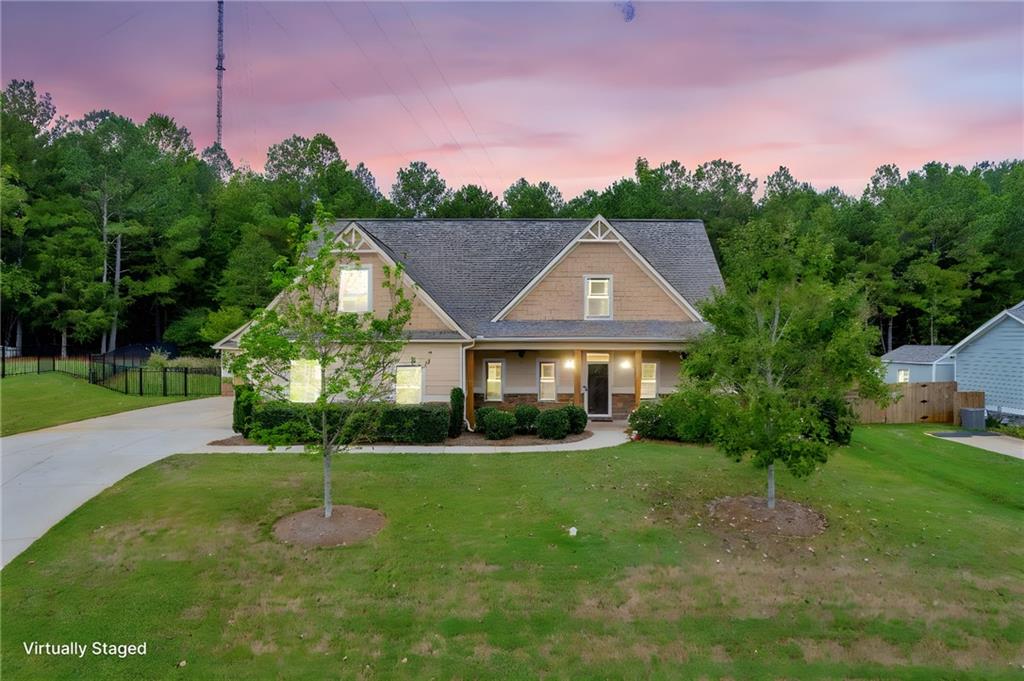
[0,351,220,397]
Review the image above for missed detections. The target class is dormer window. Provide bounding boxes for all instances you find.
[584,276,612,319]
[339,266,371,313]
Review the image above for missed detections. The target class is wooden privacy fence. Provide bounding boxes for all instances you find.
[850,381,984,425]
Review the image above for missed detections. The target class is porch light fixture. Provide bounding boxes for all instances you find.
[564,359,576,370]
[619,358,632,369]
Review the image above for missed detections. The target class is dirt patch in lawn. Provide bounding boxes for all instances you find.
[273,506,386,548]
[446,430,593,446]
[706,496,826,539]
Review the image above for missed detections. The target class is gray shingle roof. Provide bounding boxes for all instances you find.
[336,218,723,339]
[1008,299,1024,323]
[880,345,953,364]
[477,320,709,340]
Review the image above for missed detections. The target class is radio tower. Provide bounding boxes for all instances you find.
[215,0,225,147]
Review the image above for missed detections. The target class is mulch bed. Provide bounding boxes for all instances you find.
[208,431,594,447]
[706,495,827,539]
[273,506,387,548]
[444,430,593,446]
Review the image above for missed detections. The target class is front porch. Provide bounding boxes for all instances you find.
[465,346,681,427]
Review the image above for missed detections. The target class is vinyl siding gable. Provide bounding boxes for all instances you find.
[954,316,1024,412]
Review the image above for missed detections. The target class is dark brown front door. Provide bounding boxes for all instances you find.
[586,362,609,416]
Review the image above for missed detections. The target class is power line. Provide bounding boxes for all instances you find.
[324,2,442,155]
[362,2,487,189]
[399,2,503,189]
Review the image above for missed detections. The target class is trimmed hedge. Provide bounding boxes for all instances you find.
[448,387,465,438]
[482,410,516,440]
[562,404,588,435]
[249,401,450,445]
[514,404,540,434]
[232,385,257,437]
[536,408,569,439]
[474,407,498,433]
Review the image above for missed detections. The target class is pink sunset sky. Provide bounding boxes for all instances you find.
[2,1,1022,197]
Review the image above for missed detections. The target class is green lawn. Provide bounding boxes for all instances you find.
[2,426,1022,680]
[0,373,193,436]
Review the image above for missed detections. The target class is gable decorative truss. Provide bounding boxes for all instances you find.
[491,215,703,322]
[333,223,377,254]
[337,222,471,340]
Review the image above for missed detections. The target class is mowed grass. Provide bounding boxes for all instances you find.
[0,373,192,436]
[2,426,1022,680]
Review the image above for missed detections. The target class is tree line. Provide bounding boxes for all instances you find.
[2,80,1021,356]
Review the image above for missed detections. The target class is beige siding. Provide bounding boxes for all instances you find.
[400,342,463,402]
[505,242,695,321]
[339,253,457,332]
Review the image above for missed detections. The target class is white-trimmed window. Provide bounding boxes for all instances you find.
[395,365,423,404]
[339,266,371,313]
[897,369,910,384]
[538,361,557,401]
[485,360,504,401]
[585,276,612,319]
[289,359,321,403]
[641,362,658,399]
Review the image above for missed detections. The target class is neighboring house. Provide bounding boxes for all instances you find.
[215,216,723,425]
[940,300,1024,416]
[879,345,954,383]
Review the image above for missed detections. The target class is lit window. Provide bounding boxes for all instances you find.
[485,361,503,401]
[641,362,658,399]
[539,361,556,401]
[289,359,321,403]
[395,365,422,404]
[585,277,611,319]
[339,267,371,312]
[897,369,910,384]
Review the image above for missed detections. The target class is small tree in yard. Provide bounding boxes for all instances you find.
[231,210,413,519]
[686,218,888,509]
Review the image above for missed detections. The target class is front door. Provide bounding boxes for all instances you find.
[586,360,610,417]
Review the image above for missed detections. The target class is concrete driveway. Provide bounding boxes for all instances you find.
[1,396,233,567]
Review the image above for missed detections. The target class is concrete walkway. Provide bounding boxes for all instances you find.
[928,432,1024,460]
[194,420,631,454]
[1,396,234,567]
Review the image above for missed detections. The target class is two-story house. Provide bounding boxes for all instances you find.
[214,216,724,427]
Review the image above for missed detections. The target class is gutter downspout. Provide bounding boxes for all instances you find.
[462,339,477,431]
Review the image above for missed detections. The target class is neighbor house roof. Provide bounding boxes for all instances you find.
[880,345,953,364]
[334,218,723,339]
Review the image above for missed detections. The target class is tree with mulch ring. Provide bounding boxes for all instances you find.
[274,505,387,547]
[684,218,889,514]
[232,206,413,535]
[707,496,826,539]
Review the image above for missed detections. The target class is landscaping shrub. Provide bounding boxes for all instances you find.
[514,404,540,434]
[448,387,465,438]
[482,410,516,440]
[536,408,569,440]
[669,390,717,444]
[561,404,588,435]
[249,401,449,445]
[627,391,718,443]
[474,407,498,434]
[628,401,672,440]
[377,403,450,444]
[232,384,257,437]
[339,410,379,445]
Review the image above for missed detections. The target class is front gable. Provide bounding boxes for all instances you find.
[334,223,469,338]
[495,217,700,323]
